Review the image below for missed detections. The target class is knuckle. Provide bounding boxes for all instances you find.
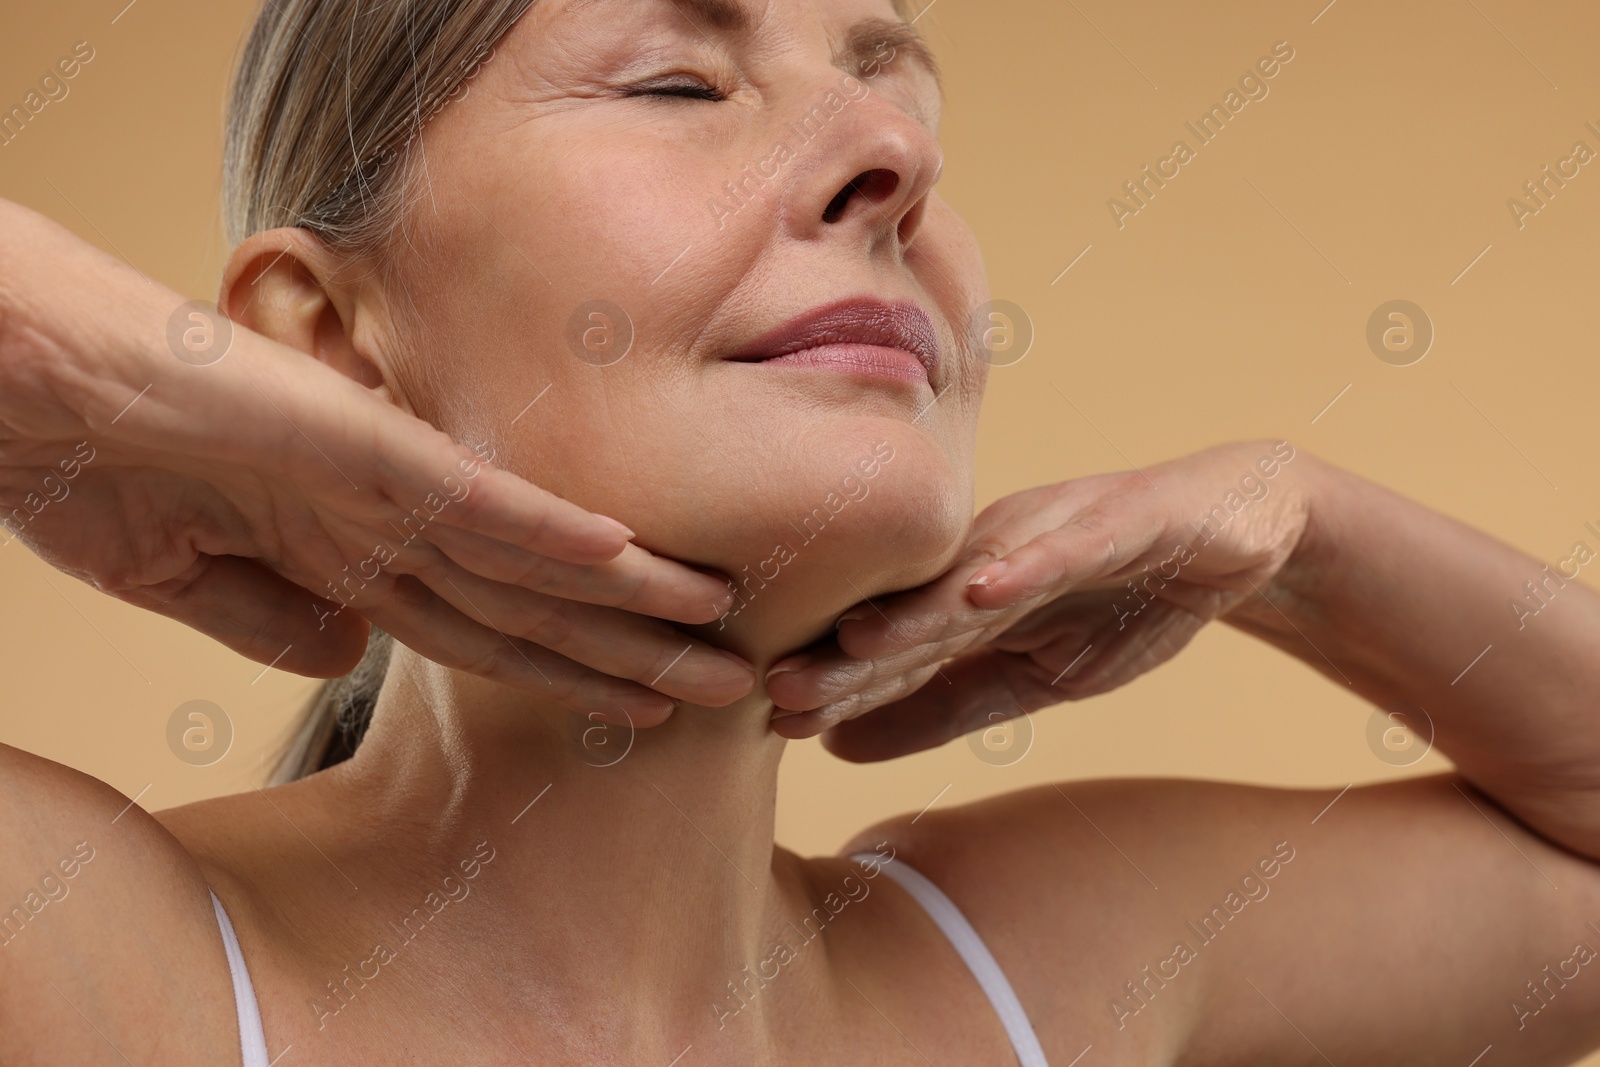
[457,639,506,680]
[964,536,1009,568]
[640,637,694,687]
[507,552,562,591]
[519,603,575,651]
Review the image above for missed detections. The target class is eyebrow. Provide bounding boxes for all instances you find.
[558,0,749,30]
[838,17,942,97]
[558,0,943,95]
[669,0,749,31]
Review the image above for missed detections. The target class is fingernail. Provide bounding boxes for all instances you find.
[836,607,872,627]
[968,560,1007,587]
[766,654,812,683]
[595,514,636,540]
[620,696,675,720]
[723,651,756,674]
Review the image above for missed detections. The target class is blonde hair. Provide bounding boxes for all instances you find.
[223,0,534,783]
[229,0,930,783]
[223,0,535,254]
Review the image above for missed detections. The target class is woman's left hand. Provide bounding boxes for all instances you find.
[764,439,1316,759]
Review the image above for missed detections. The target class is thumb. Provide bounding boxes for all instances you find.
[819,647,1062,763]
[965,517,1157,610]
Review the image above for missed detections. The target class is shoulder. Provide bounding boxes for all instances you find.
[839,777,1262,1059]
[842,775,1292,912]
[843,775,1600,1065]
[0,742,249,1065]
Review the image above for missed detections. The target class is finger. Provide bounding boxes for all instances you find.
[821,489,1142,660]
[397,438,639,566]
[423,521,736,625]
[817,648,1063,762]
[770,659,947,740]
[276,386,638,568]
[827,560,1015,660]
[115,552,372,676]
[794,620,1110,741]
[964,506,1169,610]
[358,574,679,725]
[767,566,1047,710]
[411,552,754,706]
[764,564,1024,710]
[1060,599,1207,698]
[766,628,979,713]
[986,590,1111,653]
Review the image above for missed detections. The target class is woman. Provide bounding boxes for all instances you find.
[2,0,1599,1064]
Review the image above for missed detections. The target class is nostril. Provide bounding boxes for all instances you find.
[822,168,900,224]
[822,184,854,224]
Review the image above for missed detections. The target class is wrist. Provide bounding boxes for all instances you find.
[1221,446,1342,633]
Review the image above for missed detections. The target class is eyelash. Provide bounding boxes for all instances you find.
[624,77,726,102]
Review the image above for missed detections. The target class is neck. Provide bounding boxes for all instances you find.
[331,642,823,1056]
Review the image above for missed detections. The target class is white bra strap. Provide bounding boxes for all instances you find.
[209,889,272,1067]
[852,853,1050,1067]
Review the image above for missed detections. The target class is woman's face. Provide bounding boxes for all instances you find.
[388,0,989,650]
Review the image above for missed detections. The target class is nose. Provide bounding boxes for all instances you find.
[777,80,944,256]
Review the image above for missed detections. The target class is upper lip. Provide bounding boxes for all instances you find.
[731,299,941,377]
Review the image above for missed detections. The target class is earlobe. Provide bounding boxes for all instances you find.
[219,228,389,392]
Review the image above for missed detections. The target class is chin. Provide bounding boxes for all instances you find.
[672,420,974,659]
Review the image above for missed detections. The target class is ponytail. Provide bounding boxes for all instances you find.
[269,627,393,784]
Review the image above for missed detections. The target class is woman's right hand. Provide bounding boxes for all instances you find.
[0,199,754,723]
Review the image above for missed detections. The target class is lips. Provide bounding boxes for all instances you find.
[731,299,940,383]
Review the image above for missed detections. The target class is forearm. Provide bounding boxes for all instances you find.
[0,198,354,478]
[1227,452,1600,857]
[0,198,173,455]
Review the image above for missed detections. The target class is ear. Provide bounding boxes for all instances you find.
[219,229,394,398]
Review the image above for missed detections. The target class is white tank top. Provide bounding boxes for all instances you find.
[209,859,1051,1066]
[850,852,1051,1066]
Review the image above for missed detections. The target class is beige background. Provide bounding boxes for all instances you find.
[3,1,1597,1046]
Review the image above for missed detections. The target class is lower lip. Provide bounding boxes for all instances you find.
[746,344,929,384]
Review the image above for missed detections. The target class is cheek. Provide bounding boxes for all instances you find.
[916,197,992,409]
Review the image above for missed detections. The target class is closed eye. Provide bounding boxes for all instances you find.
[623,77,726,102]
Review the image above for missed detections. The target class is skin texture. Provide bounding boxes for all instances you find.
[3,0,1600,1065]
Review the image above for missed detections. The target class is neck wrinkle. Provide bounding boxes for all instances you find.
[334,644,824,1056]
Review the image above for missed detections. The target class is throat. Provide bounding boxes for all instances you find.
[326,646,816,1044]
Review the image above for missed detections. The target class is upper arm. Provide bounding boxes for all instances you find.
[877,774,1600,1067]
[0,742,242,1065]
